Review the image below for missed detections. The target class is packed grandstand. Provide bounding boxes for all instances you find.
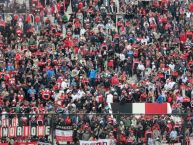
[0,0,193,144]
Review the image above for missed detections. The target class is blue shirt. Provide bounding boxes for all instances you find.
[89,69,97,79]
[27,89,36,95]
[157,95,164,103]
[7,65,14,71]
[47,70,55,78]
[127,50,133,58]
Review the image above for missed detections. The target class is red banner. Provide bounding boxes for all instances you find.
[145,103,168,114]
[0,143,9,145]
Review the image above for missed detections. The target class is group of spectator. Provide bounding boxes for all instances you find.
[0,0,193,144]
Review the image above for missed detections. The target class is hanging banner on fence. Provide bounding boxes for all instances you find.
[14,142,37,145]
[190,137,193,145]
[0,143,9,145]
[55,125,72,130]
[55,125,73,142]
[162,143,181,145]
[79,139,113,145]
[0,118,18,127]
[55,129,73,142]
[37,142,52,145]
[111,103,172,114]
[0,126,50,138]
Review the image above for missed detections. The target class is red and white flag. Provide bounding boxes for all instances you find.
[55,130,73,142]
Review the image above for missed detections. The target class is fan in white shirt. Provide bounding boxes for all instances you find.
[106,93,114,103]
[137,63,145,71]
[119,53,125,61]
[186,12,191,18]
[149,17,156,23]
[80,28,86,35]
[168,62,175,71]
[181,74,188,83]
[61,79,69,90]
[164,80,175,91]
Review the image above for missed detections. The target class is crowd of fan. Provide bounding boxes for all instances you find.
[0,0,193,144]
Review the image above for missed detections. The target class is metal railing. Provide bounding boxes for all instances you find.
[0,0,28,13]
[0,113,192,144]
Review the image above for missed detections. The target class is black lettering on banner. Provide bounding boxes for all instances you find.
[55,125,72,130]
[97,142,107,145]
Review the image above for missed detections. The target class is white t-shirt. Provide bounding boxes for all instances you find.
[120,53,125,61]
[80,28,86,35]
[164,82,175,90]
[61,81,69,90]
[106,94,114,103]
[71,93,80,102]
[169,63,175,71]
[77,90,85,98]
[137,64,145,71]
[141,38,148,45]
[186,12,191,18]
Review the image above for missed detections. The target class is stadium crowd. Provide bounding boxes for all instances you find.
[0,0,193,144]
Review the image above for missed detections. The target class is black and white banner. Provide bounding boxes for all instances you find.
[38,142,52,145]
[79,139,115,145]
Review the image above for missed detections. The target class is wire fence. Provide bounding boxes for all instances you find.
[0,0,28,13]
[0,113,192,144]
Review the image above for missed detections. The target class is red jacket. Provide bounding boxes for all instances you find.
[111,76,119,86]
[189,3,193,13]
[119,134,127,144]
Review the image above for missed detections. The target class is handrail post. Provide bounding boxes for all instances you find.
[183,113,187,145]
[51,114,54,145]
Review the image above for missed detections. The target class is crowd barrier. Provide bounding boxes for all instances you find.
[0,113,192,145]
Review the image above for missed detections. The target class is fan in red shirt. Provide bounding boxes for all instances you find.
[35,15,41,24]
[17,94,24,102]
[111,74,119,86]
[38,60,47,67]
[127,131,136,145]
[16,28,23,37]
[189,2,193,13]
[25,14,31,23]
[108,59,114,68]
[65,116,72,125]
[119,133,127,144]
[41,89,51,100]
[179,33,187,43]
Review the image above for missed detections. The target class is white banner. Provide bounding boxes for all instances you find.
[55,130,73,142]
[190,137,193,145]
[162,143,181,145]
[38,142,52,145]
[79,139,114,145]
